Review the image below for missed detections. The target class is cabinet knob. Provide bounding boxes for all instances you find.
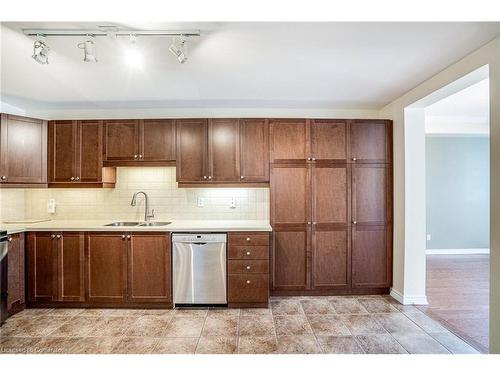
[126,235,131,239]
[246,280,251,284]
[240,176,244,179]
[246,265,251,270]
[312,222,316,225]
[246,237,250,241]
[56,234,61,239]
[122,234,126,239]
[70,177,75,181]
[75,177,80,181]
[246,251,251,256]
[352,157,357,161]
[203,176,207,180]
[312,157,316,161]
[134,155,138,159]
[139,155,143,159]
[8,237,12,242]
[307,222,311,225]
[352,220,357,224]
[51,234,56,239]
[1,175,7,180]
[307,157,312,161]
[208,176,212,180]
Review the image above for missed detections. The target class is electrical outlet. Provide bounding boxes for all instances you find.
[47,198,56,214]
[197,197,204,207]
[426,234,431,241]
[230,197,237,208]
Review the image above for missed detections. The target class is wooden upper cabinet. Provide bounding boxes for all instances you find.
[103,120,140,162]
[209,119,240,182]
[310,120,347,161]
[78,120,103,182]
[49,120,76,183]
[312,164,349,225]
[0,114,47,186]
[141,119,176,162]
[352,164,387,225]
[270,119,308,162]
[240,119,269,182]
[350,120,391,163]
[127,233,171,303]
[176,119,208,182]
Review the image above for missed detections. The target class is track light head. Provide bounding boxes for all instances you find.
[32,36,50,65]
[78,36,98,63]
[169,37,188,64]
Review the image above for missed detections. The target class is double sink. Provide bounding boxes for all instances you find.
[104,221,172,227]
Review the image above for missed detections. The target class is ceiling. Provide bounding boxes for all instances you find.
[425,79,490,135]
[1,22,500,113]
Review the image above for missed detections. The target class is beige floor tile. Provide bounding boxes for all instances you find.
[201,315,238,337]
[173,309,208,318]
[271,300,304,315]
[152,337,198,354]
[70,337,122,354]
[45,309,85,317]
[0,337,41,354]
[87,317,138,337]
[429,332,480,354]
[31,337,80,354]
[11,308,54,317]
[276,335,322,354]
[11,316,69,337]
[207,308,240,317]
[238,336,278,354]
[358,298,399,313]
[112,337,159,354]
[165,317,205,337]
[274,315,313,336]
[372,313,424,334]
[79,309,118,317]
[108,309,147,317]
[48,316,101,337]
[404,312,449,333]
[124,316,172,337]
[0,317,35,337]
[307,315,351,336]
[238,315,275,336]
[141,309,174,317]
[392,333,450,354]
[355,334,408,354]
[340,314,386,335]
[330,298,369,314]
[301,299,336,315]
[317,335,365,354]
[240,308,272,316]
[196,336,237,354]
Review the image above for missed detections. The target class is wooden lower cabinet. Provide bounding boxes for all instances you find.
[58,233,85,301]
[27,232,57,303]
[228,232,270,307]
[7,233,25,315]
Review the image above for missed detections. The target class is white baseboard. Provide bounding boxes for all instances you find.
[426,248,490,255]
[390,288,429,305]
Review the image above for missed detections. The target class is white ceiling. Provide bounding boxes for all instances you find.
[1,22,500,115]
[425,79,490,135]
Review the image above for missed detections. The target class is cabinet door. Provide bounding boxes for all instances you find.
[86,233,127,303]
[209,119,240,182]
[48,120,76,183]
[352,225,391,288]
[7,233,25,312]
[176,119,208,182]
[270,119,308,162]
[271,164,309,225]
[58,233,85,302]
[127,233,171,303]
[271,228,309,290]
[350,120,390,163]
[240,119,269,182]
[352,164,387,225]
[27,232,57,302]
[311,120,347,161]
[103,120,139,161]
[141,119,176,162]
[312,164,349,225]
[0,114,47,184]
[77,121,102,182]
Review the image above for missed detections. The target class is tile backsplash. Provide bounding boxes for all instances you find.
[0,168,270,222]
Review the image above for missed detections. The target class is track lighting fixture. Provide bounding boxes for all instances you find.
[169,37,188,64]
[124,34,142,68]
[78,36,98,63]
[32,36,50,65]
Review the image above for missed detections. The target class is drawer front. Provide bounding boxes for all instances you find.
[229,233,270,246]
[228,274,269,303]
[228,245,269,260]
[228,260,269,274]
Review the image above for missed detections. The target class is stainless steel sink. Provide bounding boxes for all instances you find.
[104,221,142,227]
[138,222,172,227]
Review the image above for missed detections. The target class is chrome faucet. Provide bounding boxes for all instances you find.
[130,191,155,222]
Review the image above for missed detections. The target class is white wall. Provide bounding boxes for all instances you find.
[379,36,500,353]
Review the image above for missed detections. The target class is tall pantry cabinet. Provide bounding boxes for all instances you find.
[270,119,392,295]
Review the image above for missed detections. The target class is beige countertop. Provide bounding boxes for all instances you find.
[1,219,272,235]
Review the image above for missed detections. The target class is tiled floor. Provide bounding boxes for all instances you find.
[0,295,480,354]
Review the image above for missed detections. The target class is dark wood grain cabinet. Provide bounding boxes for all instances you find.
[271,119,392,295]
[0,114,47,187]
[7,233,25,315]
[48,120,116,187]
[103,119,175,166]
[240,119,269,182]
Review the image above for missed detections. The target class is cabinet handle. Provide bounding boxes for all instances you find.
[122,234,126,239]
[70,177,75,181]
[246,251,251,256]
[352,220,357,224]
[246,265,251,270]
[0,176,6,180]
[51,234,56,239]
[75,177,80,181]
[246,280,251,284]
[352,157,357,161]
[126,235,131,239]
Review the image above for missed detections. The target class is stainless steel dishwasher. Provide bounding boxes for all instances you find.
[172,233,227,306]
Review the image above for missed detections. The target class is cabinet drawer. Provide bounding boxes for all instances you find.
[228,274,269,303]
[228,260,269,274]
[228,233,269,246]
[228,245,269,260]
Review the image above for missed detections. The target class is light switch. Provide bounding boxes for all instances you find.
[197,197,204,207]
[426,234,431,241]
